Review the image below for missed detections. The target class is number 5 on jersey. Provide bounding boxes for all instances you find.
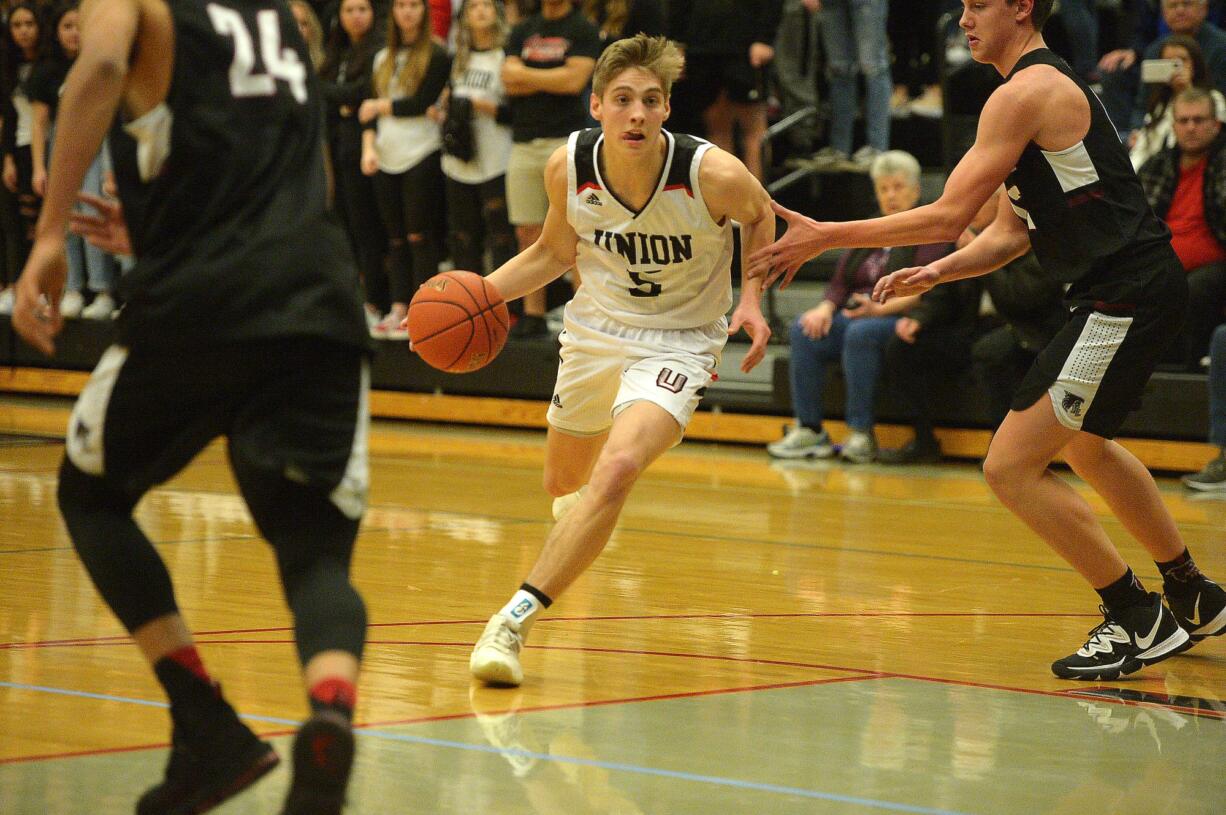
[208,4,307,104]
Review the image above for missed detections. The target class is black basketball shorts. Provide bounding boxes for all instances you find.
[65,337,369,517]
[1011,263,1187,439]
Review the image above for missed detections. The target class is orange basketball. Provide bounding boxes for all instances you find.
[407,271,510,373]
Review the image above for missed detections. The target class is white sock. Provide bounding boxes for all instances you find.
[499,589,546,636]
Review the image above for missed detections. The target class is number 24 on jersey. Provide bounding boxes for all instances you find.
[208,4,307,104]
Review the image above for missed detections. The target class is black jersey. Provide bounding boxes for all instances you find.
[1003,49,1174,290]
[108,0,367,350]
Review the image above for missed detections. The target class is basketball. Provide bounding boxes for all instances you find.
[408,271,510,373]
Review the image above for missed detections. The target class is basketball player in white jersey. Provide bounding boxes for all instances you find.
[458,33,774,686]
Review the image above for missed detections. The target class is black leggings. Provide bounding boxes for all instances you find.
[1,145,36,285]
[374,153,445,304]
[331,130,389,311]
[444,175,516,274]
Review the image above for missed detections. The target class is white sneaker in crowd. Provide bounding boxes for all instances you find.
[841,430,878,464]
[80,293,116,320]
[0,287,13,315]
[60,290,85,319]
[767,425,836,460]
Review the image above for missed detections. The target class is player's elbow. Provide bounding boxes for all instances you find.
[78,54,129,86]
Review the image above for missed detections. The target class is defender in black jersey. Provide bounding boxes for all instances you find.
[747,0,1226,681]
[12,0,368,812]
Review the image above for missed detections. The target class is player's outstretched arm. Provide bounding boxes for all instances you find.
[746,82,1043,289]
[485,146,578,304]
[873,191,1031,303]
[13,0,140,356]
[700,148,773,373]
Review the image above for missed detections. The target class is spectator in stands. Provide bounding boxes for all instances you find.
[0,3,42,316]
[887,0,958,117]
[320,0,390,330]
[360,0,450,337]
[291,0,327,69]
[767,151,949,464]
[878,271,977,465]
[583,0,666,46]
[1131,34,1226,168]
[430,0,453,40]
[1138,86,1226,367]
[1054,0,1101,81]
[29,2,117,321]
[1183,322,1226,488]
[668,0,781,181]
[773,0,822,152]
[441,0,516,275]
[810,0,891,171]
[502,0,600,338]
[1100,0,1226,139]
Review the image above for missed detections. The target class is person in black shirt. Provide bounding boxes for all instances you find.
[502,0,601,337]
[750,0,1226,681]
[13,0,371,812]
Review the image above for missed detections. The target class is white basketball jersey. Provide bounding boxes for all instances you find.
[565,128,733,329]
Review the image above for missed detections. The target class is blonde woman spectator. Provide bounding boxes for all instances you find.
[1130,34,1226,169]
[442,0,516,273]
[360,0,451,336]
[290,0,326,69]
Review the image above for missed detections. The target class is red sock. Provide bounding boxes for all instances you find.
[309,678,357,718]
[165,646,212,684]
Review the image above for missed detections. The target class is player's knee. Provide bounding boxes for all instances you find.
[588,450,642,501]
[285,558,367,664]
[57,457,132,531]
[981,449,1027,499]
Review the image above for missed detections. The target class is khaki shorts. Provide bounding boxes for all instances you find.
[506,138,568,226]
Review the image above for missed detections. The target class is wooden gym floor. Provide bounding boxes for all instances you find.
[1,417,1224,814]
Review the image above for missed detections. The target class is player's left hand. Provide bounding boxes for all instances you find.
[12,237,67,356]
[873,265,941,303]
[745,201,830,289]
[728,303,771,373]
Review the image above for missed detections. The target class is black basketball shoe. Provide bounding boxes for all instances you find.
[1165,577,1226,642]
[1051,594,1192,681]
[281,710,355,815]
[136,698,279,815]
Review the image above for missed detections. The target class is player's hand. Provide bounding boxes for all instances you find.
[728,302,771,373]
[749,43,775,68]
[895,317,921,344]
[746,201,830,289]
[873,265,941,303]
[69,192,133,256]
[798,303,834,339]
[12,237,67,356]
[842,293,881,319]
[358,99,388,124]
[360,149,379,177]
[1098,49,1135,73]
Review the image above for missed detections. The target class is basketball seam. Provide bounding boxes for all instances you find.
[406,302,471,345]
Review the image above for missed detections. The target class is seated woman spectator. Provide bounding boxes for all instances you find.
[360,0,451,337]
[441,0,515,275]
[1130,33,1226,169]
[1183,322,1226,489]
[30,2,117,320]
[767,151,951,464]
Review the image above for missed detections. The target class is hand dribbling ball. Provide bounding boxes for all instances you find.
[407,271,510,373]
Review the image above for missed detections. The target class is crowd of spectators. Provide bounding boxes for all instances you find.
[1,0,1225,478]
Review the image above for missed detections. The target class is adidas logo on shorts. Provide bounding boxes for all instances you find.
[585,193,602,206]
[552,394,563,408]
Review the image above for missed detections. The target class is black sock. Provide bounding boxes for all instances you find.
[1096,568,1149,614]
[1157,549,1205,597]
[520,582,553,608]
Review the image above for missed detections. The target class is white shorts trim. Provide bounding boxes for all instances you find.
[66,345,130,476]
[329,361,370,520]
[1048,312,1132,431]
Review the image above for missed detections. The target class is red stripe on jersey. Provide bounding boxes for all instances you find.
[577,181,603,194]
[663,183,693,197]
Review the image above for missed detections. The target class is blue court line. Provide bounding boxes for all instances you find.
[2,680,975,815]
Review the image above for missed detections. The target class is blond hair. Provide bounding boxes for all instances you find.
[289,0,325,71]
[452,0,508,80]
[374,0,434,98]
[592,34,684,98]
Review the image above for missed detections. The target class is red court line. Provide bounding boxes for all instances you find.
[0,611,1100,649]
[0,674,886,765]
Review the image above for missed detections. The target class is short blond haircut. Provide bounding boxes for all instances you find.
[592,34,685,98]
